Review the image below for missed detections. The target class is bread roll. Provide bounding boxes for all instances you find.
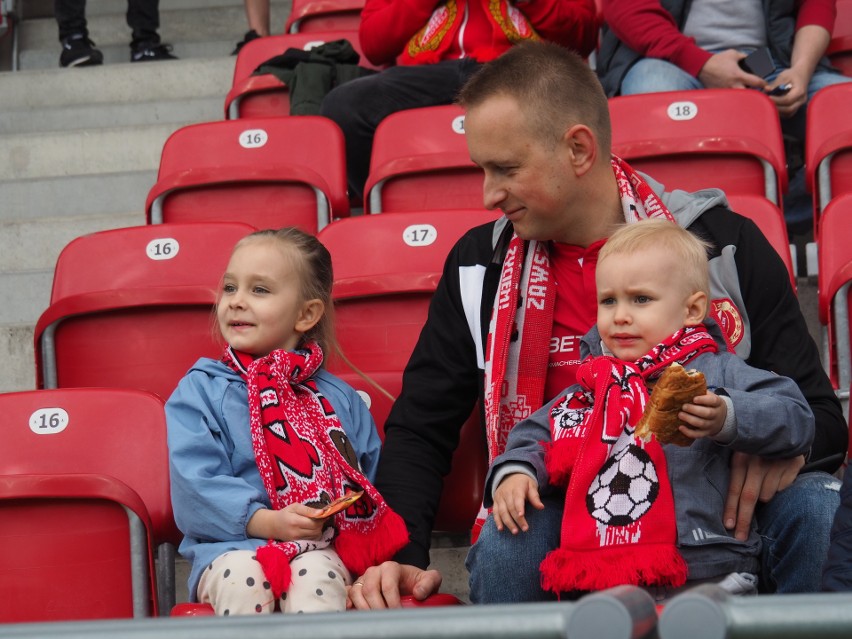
[635,363,706,447]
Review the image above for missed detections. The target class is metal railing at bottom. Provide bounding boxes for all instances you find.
[0,586,658,639]
[659,584,852,639]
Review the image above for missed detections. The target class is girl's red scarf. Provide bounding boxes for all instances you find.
[476,156,677,539]
[223,341,408,598]
[539,326,718,594]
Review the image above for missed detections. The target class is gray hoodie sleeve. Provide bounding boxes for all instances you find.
[483,393,569,507]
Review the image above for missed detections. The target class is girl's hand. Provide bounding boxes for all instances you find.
[272,503,326,541]
[678,392,727,439]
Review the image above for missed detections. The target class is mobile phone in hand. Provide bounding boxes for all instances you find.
[738,47,775,78]
[768,83,792,96]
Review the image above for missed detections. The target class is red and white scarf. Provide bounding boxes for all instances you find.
[539,326,718,593]
[223,342,408,598]
[476,156,677,539]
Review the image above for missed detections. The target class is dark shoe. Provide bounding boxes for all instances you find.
[131,41,178,62]
[232,30,260,55]
[60,34,104,68]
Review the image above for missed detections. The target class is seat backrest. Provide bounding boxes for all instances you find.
[817,193,852,392]
[610,89,787,205]
[285,0,364,33]
[364,105,485,213]
[828,0,852,78]
[225,31,378,119]
[806,82,852,233]
[145,117,349,230]
[319,210,500,532]
[34,222,256,400]
[724,194,796,288]
[0,388,174,621]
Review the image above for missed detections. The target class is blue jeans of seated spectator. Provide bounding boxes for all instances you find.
[619,51,852,229]
[466,472,841,601]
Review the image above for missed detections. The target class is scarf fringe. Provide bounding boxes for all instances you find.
[256,542,294,599]
[543,439,581,487]
[335,509,410,578]
[540,544,688,593]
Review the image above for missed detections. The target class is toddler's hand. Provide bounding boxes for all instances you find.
[678,392,727,440]
[492,473,543,534]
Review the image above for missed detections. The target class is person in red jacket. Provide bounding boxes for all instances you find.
[319,0,599,204]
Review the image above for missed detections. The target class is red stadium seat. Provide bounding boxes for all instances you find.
[225,32,378,120]
[725,194,796,288]
[363,105,485,213]
[146,117,349,231]
[610,89,788,206]
[817,193,852,398]
[319,210,500,533]
[828,0,852,78]
[805,82,852,234]
[0,388,176,621]
[285,0,364,33]
[34,222,256,400]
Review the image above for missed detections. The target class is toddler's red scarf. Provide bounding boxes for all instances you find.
[539,326,717,594]
[476,156,676,539]
[223,341,408,598]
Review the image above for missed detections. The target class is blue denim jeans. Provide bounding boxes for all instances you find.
[466,473,841,601]
[619,51,852,228]
[757,471,841,593]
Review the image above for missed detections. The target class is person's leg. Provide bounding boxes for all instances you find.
[196,550,276,615]
[319,58,481,203]
[619,58,704,95]
[757,471,841,593]
[126,0,160,47]
[466,494,562,603]
[281,549,351,613]
[774,69,852,229]
[244,0,270,36]
[55,0,88,41]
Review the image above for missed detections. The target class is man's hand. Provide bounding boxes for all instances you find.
[723,452,804,540]
[698,49,768,89]
[492,473,544,533]
[766,67,809,118]
[347,561,442,610]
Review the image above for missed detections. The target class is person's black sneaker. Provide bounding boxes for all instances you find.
[59,34,104,68]
[232,30,260,55]
[131,42,178,62]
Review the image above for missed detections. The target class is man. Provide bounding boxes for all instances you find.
[347,41,846,609]
[319,0,599,203]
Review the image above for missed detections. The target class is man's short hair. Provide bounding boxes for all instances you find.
[457,41,611,152]
[598,219,712,298]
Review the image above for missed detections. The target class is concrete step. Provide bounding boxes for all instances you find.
[0,122,189,180]
[0,57,234,110]
[1,95,225,134]
[0,171,155,223]
[22,0,254,19]
[19,4,291,51]
[0,211,143,273]
[0,324,37,393]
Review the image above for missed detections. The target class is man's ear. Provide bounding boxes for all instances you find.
[684,291,708,326]
[564,124,597,176]
[295,299,325,334]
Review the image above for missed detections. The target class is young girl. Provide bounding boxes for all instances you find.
[166,227,409,615]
